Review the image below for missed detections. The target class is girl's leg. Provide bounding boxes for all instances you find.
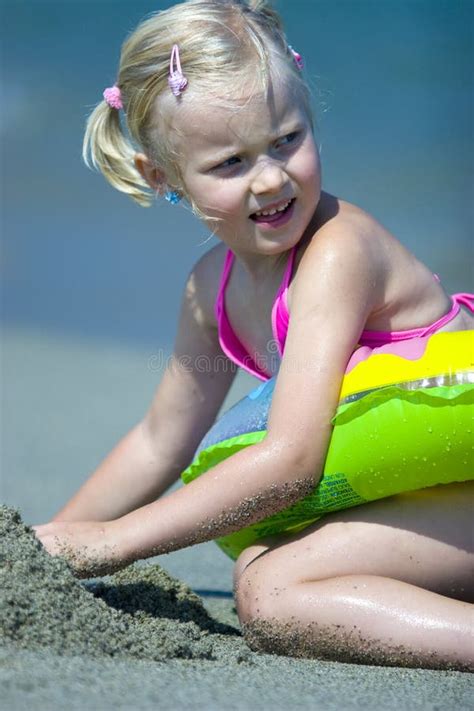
[234,482,474,670]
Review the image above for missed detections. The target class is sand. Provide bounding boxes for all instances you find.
[0,506,247,664]
[1,504,473,711]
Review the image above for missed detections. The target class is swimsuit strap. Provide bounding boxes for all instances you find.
[453,292,474,312]
[359,292,474,347]
[215,249,271,380]
[217,245,297,301]
[280,244,298,293]
[215,248,235,311]
[271,245,297,355]
[215,246,298,379]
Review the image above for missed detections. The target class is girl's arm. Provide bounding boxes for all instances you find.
[36,224,382,576]
[114,224,381,552]
[51,249,237,523]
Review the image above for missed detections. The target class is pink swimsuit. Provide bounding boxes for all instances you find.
[215,245,474,381]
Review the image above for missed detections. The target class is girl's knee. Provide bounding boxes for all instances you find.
[232,540,274,591]
[234,555,280,624]
[235,547,303,625]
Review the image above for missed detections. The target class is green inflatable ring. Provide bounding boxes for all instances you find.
[182,331,474,560]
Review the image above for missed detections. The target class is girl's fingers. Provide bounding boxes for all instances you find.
[30,520,126,578]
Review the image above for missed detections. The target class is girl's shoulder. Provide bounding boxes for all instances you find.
[299,194,391,272]
[296,194,452,331]
[314,195,389,246]
[289,194,406,315]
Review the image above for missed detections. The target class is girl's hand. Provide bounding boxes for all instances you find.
[32,520,130,578]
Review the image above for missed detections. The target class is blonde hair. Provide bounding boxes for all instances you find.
[83,0,313,207]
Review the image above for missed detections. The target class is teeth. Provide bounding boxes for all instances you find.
[255,199,291,217]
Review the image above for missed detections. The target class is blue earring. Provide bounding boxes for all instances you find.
[165,190,182,205]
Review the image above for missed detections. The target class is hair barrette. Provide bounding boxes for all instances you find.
[103,84,123,110]
[168,44,188,97]
[289,46,304,71]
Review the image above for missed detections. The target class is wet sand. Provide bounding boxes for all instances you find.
[2,328,473,710]
[0,506,247,663]
[1,505,473,711]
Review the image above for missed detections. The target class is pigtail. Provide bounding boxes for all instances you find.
[82,98,153,207]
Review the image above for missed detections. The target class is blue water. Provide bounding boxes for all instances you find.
[2,0,473,349]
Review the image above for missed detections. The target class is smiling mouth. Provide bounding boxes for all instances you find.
[250,198,295,223]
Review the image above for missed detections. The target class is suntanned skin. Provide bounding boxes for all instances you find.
[34,81,474,669]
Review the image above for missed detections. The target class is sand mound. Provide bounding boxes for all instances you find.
[0,506,250,663]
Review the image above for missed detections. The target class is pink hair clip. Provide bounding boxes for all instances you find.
[289,46,304,71]
[103,84,123,110]
[168,44,188,97]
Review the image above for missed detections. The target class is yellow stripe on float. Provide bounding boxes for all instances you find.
[339,330,474,400]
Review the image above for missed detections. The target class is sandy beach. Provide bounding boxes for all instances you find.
[1,503,473,711]
[2,327,473,711]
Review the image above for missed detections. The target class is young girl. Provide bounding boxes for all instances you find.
[34,0,473,670]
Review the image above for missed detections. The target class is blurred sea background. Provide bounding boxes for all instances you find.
[1,0,473,534]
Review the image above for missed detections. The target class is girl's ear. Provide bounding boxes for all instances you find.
[134,153,167,195]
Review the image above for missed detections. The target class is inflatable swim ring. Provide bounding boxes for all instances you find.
[182,331,474,560]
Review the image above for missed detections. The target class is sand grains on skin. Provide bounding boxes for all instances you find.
[0,506,249,663]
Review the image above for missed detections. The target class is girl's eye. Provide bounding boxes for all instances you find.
[276,131,300,148]
[214,156,241,171]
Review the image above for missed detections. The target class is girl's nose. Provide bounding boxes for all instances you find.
[250,159,288,195]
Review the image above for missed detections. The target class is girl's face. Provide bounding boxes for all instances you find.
[171,78,321,257]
